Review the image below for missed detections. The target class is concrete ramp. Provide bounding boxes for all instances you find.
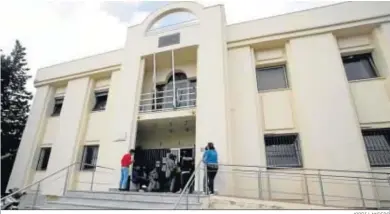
[205,196,340,209]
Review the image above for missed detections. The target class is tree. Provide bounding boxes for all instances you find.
[1,40,33,195]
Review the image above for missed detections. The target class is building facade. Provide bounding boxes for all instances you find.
[7,1,390,207]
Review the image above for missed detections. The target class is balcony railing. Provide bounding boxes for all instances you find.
[139,86,197,113]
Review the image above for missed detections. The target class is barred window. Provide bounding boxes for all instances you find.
[362,128,390,167]
[265,134,302,168]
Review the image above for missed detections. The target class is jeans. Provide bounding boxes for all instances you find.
[119,167,129,189]
[207,166,218,194]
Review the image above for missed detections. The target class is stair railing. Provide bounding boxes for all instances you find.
[1,162,114,209]
[173,160,203,209]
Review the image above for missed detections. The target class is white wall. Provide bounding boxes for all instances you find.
[137,126,195,149]
[260,90,296,132]
[350,79,390,124]
[227,2,390,43]
[35,50,122,83]
[43,77,93,196]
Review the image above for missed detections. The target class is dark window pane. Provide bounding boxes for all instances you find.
[343,54,377,81]
[362,129,390,167]
[158,33,180,48]
[256,66,288,91]
[52,97,64,116]
[81,145,99,170]
[36,147,51,170]
[265,134,302,168]
[92,91,108,111]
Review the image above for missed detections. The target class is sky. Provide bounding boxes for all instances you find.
[0,0,344,94]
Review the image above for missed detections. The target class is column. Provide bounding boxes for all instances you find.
[104,25,145,189]
[7,85,54,190]
[287,33,373,207]
[227,47,266,198]
[372,23,390,98]
[43,77,93,196]
[195,6,230,194]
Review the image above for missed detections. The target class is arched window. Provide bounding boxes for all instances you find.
[149,11,198,32]
[167,72,187,83]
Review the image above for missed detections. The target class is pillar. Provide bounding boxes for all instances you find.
[195,5,230,194]
[227,46,267,198]
[287,33,374,207]
[43,77,93,196]
[104,25,145,189]
[7,85,54,190]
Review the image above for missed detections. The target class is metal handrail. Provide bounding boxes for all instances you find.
[173,162,390,209]
[217,163,390,176]
[1,162,114,201]
[173,160,203,209]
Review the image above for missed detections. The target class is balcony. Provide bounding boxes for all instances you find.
[139,80,197,113]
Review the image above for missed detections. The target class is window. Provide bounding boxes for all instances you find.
[158,33,180,48]
[255,65,288,91]
[92,91,108,111]
[362,128,390,167]
[265,134,302,168]
[80,145,99,170]
[52,97,64,116]
[342,53,378,81]
[36,147,51,170]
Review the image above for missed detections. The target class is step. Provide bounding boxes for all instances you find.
[41,200,200,210]
[41,201,109,210]
[56,195,201,209]
[66,190,204,204]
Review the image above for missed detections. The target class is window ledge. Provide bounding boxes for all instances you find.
[371,166,390,169]
[266,166,303,170]
[79,169,95,172]
[259,88,291,94]
[348,77,386,83]
[91,109,106,114]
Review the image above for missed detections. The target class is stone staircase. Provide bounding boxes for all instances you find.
[19,190,205,210]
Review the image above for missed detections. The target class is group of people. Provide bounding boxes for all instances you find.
[118,142,219,195]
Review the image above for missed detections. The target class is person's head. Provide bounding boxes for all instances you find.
[129,149,135,155]
[182,151,188,157]
[207,142,215,150]
[169,154,174,160]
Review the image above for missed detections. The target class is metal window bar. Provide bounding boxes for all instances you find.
[362,128,390,167]
[265,134,302,168]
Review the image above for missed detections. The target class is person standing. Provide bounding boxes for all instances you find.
[180,151,194,193]
[165,154,177,192]
[203,142,218,195]
[119,149,135,191]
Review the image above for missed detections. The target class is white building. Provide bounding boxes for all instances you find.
[7,1,390,208]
